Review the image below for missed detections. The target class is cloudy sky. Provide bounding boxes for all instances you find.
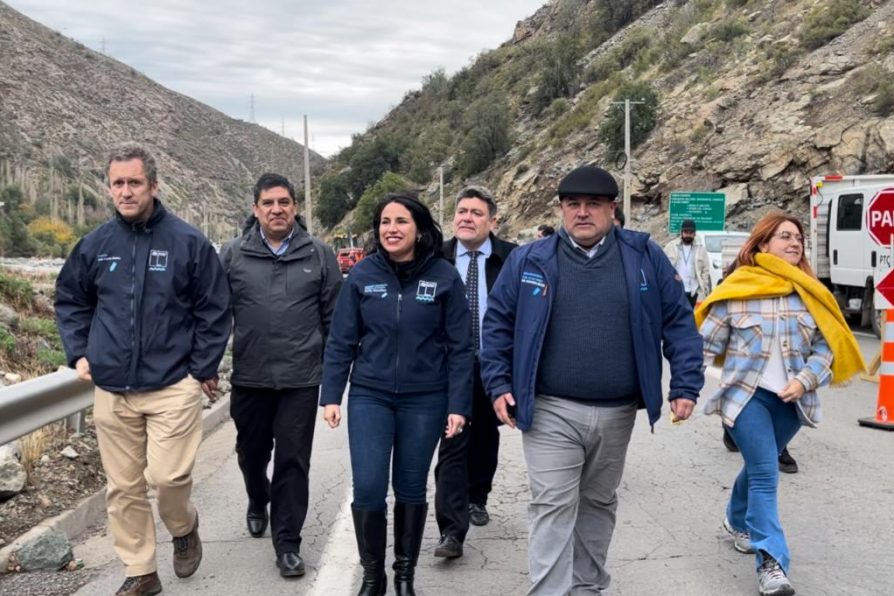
[7,0,547,156]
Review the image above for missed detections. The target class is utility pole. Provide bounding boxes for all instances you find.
[438,166,444,229]
[610,98,644,224]
[303,115,313,235]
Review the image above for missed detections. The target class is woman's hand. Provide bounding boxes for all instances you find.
[445,414,466,439]
[778,379,806,402]
[323,404,342,428]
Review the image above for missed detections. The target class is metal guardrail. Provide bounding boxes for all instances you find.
[0,369,93,445]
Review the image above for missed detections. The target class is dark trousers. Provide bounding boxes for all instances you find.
[230,385,318,555]
[347,387,447,509]
[434,365,500,541]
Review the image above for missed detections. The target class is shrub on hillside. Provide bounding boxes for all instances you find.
[27,217,76,257]
[353,172,413,231]
[315,173,353,229]
[800,0,871,50]
[457,95,513,177]
[532,37,583,114]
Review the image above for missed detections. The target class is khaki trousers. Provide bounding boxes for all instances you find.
[93,375,203,576]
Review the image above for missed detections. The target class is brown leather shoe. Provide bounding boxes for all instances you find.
[172,512,202,578]
[115,572,162,595]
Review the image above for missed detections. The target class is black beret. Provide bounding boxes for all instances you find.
[557,166,619,199]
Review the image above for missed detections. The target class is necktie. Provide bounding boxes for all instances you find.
[466,250,480,352]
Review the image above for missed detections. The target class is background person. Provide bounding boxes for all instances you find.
[433,186,517,559]
[663,219,711,306]
[320,194,474,596]
[535,224,554,238]
[55,143,231,596]
[696,212,864,596]
[220,173,342,578]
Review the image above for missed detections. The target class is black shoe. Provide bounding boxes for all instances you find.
[778,447,798,474]
[352,506,388,596]
[433,535,463,559]
[246,503,268,538]
[469,503,490,527]
[722,427,739,452]
[393,502,427,596]
[276,552,305,577]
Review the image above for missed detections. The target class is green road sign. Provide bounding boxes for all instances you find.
[668,192,726,233]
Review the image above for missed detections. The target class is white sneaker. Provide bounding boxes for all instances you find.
[758,556,795,596]
[722,517,754,554]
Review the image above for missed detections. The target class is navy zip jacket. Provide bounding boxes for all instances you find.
[320,250,474,418]
[55,199,231,392]
[480,227,703,431]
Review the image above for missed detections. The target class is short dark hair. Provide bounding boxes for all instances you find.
[614,206,625,228]
[107,143,158,186]
[371,193,444,259]
[456,185,497,217]
[537,224,555,237]
[253,173,296,204]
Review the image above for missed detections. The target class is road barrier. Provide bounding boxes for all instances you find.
[859,309,894,430]
[0,369,92,445]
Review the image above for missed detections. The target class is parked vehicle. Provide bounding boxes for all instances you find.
[809,174,894,337]
[337,247,365,274]
[699,230,750,289]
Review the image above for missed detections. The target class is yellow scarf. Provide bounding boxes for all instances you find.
[694,253,865,385]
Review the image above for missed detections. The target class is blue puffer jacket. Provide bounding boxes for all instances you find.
[55,200,231,392]
[320,250,474,418]
[480,227,704,431]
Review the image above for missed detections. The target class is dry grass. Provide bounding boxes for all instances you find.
[18,423,65,482]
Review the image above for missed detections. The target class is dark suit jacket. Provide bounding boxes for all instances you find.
[443,233,518,293]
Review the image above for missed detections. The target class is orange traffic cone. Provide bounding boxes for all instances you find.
[859,309,894,430]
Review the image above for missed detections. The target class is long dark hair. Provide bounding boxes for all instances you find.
[370,193,444,259]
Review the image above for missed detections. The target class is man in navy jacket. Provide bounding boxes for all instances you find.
[480,165,703,595]
[55,143,231,596]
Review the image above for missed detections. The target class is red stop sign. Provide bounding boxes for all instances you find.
[867,188,894,245]
[877,267,894,307]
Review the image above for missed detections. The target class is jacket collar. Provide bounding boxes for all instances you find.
[240,219,311,258]
[115,197,167,230]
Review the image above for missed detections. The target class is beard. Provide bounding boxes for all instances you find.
[681,237,694,245]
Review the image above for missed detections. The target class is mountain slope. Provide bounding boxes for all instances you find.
[0,1,325,242]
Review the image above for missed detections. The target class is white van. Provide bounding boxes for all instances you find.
[699,230,750,288]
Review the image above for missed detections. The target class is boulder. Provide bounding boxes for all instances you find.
[0,442,26,499]
[15,529,74,571]
[0,303,18,330]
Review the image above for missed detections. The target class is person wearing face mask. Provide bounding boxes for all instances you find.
[320,193,474,596]
[696,212,864,596]
[663,219,711,307]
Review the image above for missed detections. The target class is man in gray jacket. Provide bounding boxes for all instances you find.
[220,173,342,578]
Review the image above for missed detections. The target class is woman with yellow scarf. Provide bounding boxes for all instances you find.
[695,212,864,596]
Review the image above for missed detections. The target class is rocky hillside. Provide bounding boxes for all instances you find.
[320,0,894,244]
[0,1,326,242]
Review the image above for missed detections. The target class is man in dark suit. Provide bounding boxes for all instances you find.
[433,185,517,559]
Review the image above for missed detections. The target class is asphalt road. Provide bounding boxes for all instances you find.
[66,330,894,595]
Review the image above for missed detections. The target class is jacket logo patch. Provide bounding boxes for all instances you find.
[416,280,437,303]
[640,269,649,292]
[148,250,169,272]
[521,271,548,296]
[364,284,388,298]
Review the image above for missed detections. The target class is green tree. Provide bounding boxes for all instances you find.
[458,95,513,177]
[344,135,402,199]
[533,36,582,113]
[0,186,37,257]
[353,171,412,231]
[315,173,353,228]
[598,81,660,160]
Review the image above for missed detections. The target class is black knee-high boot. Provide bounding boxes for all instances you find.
[352,506,387,596]
[392,502,427,596]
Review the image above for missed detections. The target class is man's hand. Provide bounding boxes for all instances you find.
[75,357,92,382]
[323,404,341,428]
[201,376,220,402]
[778,379,806,403]
[444,414,466,439]
[493,392,517,429]
[669,397,695,422]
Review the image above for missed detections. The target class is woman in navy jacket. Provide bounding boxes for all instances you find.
[321,194,473,596]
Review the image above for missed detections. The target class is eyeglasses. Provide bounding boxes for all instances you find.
[771,232,804,244]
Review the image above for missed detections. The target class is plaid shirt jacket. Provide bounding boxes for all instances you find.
[700,294,833,428]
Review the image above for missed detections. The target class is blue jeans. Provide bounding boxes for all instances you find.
[348,387,447,510]
[726,387,802,572]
